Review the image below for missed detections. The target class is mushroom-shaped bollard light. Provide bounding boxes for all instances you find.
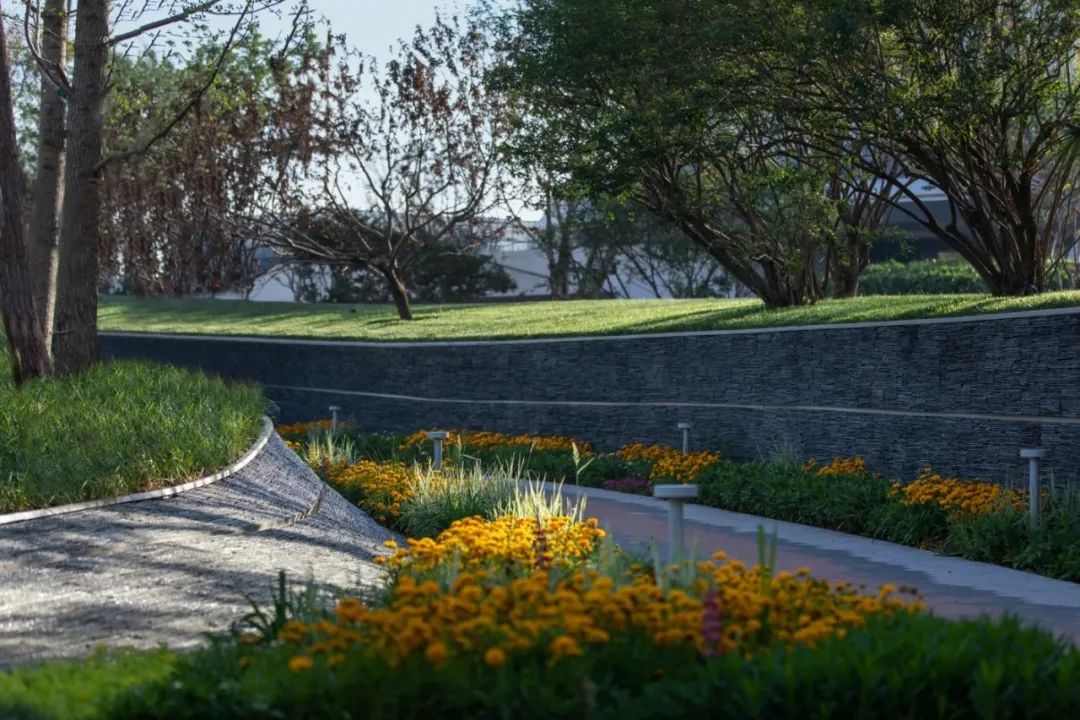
[677,423,692,454]
[1020,448,1047,527]
[426,430,451,470]
[653,483,698,563]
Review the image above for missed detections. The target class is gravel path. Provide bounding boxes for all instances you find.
[0,435,395,669]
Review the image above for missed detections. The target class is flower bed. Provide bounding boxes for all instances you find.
[279,422,1080,582]
[99,428,1075,719]
[8,420,1076,719]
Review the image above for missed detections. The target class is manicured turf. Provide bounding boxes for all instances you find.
[99,292,1080,342]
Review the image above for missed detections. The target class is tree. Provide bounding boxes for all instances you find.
[579,200,731,299]
[0,3,52,383]
[798,0,1080,295]
[286,226,515,304]
[502,0,843,307]
[24,0,67,348]
[265,14,508,320]
[26,0,282,375]
[99,27,324,298]
[821,150,906,298]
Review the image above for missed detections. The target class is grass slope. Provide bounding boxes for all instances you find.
[0,355,267,513]
[98,292,1080,342]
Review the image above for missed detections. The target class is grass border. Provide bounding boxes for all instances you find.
[0,417,273,527]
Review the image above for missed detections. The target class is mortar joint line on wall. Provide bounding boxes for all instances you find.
[263,384,1080,427]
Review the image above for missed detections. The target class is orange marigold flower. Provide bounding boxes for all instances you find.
[483,647,507,667]
[425,641,448,663]
[288,655,314,672]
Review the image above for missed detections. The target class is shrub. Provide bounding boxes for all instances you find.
[860,258,1079,295]
[696,461,890,535]
[860,259,988,294]
[947,490,1080,580]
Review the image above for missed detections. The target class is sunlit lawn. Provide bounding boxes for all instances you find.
[98,292,1080,342]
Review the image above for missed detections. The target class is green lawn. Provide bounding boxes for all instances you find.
[99,291,1080,342]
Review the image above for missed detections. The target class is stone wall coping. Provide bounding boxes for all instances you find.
[0,416,274,527]
[98,303,1080,349]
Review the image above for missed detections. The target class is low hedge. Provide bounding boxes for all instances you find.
[860,258,1079,295]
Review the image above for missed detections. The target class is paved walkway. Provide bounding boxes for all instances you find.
[562,485,1080,644]
[0,436,395,669]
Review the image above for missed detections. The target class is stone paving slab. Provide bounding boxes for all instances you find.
[0,435,395,669]
[562,484,1080,644]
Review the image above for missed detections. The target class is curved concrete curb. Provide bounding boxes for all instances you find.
[0,416,274,527]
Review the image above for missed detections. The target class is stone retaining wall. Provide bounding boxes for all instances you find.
[100,307,1080,485]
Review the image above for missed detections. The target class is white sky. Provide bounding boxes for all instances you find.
[304,0,459,57]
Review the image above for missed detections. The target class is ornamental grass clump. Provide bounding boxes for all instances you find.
[397,458,521,538]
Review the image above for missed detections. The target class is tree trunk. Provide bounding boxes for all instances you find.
[830,236,869,299]
[27,0,68,349]
[54,0,109,376]
[381,265,413,320]
[0,9,52,383]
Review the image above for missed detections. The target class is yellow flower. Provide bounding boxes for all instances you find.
[617,443,719,483]
[548,634,583,660]
[425,641,448,663]
[288,655,314,672]
[483,647,507,667]
[811,456,874,478]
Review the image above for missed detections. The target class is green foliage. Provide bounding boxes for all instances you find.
[231,571,351,649]
[97,292,1080,342]
[946,490,1080,581]
[0,648,176,720]
[860,259,988,295]
[804,0,1080,294]
[75,614,1076,719]
[865,500,951,546]
[696,461,890,535]
[502,0,849,307]
[861,259,1080,295]
[0,358,266,512]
